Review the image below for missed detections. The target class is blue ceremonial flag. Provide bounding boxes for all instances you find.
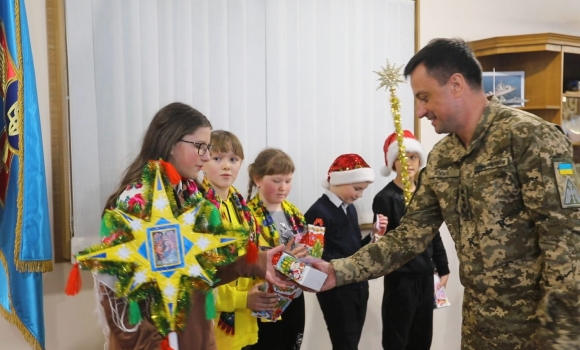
[0,0,53,349]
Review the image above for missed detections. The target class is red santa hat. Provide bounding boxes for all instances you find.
[380,130,426,177]
[321,153,375,189]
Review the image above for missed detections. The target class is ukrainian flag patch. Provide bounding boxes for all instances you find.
[553,159,580,208]
[558,162,574,175]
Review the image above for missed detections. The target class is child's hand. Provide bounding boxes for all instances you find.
[265,245,293,288]
[373,214,388,237]
[247,283,279,311]
[285,237,308,259]
[437,274,449,290]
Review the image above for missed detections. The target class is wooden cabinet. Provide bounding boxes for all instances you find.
[469,33,580,161]
[469,33,580,125]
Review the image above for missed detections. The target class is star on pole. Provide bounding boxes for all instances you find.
[76,167,240,332]
[374,59,406,91]
[374,58,413,205]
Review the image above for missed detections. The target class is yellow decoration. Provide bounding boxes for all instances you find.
[76,167,240,331]
[375,59,412,205]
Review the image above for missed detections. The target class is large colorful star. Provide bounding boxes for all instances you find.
[76,167,240,331]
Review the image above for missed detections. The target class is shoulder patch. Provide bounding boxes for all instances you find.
[313,218,324,226]
[553,160,580,208]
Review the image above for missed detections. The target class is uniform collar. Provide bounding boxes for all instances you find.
[447,96,503,161]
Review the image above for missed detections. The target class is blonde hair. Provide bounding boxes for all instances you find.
[247,148,295,199]
[209,130,244,160]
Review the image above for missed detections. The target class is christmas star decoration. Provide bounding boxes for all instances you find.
[374,59,406,91]
[76,166,241,332]
[374,59,413,205]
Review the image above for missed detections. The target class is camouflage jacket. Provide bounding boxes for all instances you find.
[332,98,580,349]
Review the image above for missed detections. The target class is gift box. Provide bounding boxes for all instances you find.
[297,224,325,258]
[434,273,450,309]
[272,252,327,291]
[251,283,302,321]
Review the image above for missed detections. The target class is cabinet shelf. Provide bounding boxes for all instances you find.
[470,33,580,129]
[564,92,580,98]
[519,105,561,110]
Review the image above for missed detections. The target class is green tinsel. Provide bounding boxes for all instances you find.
[78,260,137,278]
[173,276,193,331]
[205,290,216,320]
[99,219,109,238]
[138,282,171,336]
[128,300,142,325]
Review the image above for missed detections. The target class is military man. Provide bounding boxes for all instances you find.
[314,38,580,349]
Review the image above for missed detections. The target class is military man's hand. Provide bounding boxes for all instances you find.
[311,260,336,292]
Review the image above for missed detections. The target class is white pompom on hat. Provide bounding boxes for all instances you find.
[321,153,375,189]
[380,130,426,177]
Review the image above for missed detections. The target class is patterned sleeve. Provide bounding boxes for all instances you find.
[331,168,444,285]
[511,122,580,347]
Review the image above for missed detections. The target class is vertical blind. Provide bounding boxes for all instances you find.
[66,0,415,238]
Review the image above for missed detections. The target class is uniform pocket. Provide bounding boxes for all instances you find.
[472,158,532,269]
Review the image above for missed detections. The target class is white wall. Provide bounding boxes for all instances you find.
[419,1,580,350]
[4,1,580,349]
[64,2,414,350]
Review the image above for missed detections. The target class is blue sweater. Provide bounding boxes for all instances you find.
[305,194,370,289]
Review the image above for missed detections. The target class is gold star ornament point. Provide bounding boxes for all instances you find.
[375,59,406,91]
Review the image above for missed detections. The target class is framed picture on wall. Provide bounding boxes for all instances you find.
[483,71,526,107]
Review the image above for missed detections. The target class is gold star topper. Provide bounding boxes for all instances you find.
[374,59,406,91]
[77,166,240,331]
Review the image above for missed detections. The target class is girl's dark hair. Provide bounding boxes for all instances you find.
[103,102,212,213]
[246,148,295,200]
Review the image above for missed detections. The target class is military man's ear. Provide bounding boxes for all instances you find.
[448,73,466,96]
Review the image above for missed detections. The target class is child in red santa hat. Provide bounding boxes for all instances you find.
[304,153,388,350]
[372,130,450,350]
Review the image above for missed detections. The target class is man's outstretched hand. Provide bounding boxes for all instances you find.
[264,245,338,292]
[310,260,336,292]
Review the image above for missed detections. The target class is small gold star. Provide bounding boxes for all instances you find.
[374,59,406,91]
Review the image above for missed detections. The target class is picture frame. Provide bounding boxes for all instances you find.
[149,225,183,269]
[482,71,525,107]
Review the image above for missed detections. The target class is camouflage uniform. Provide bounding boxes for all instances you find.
[332,97,580,349]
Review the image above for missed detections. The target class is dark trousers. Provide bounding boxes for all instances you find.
[248,292,305,350]
[317,286,369,350]
[382,274,434,350]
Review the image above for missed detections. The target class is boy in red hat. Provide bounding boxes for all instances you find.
[304,154,388,350]
[373,130,450,350]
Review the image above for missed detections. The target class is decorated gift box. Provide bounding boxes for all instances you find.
[434,273,450,309]
[251,283,302,321]
[272,251,327,291]
[296,224,325,258]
